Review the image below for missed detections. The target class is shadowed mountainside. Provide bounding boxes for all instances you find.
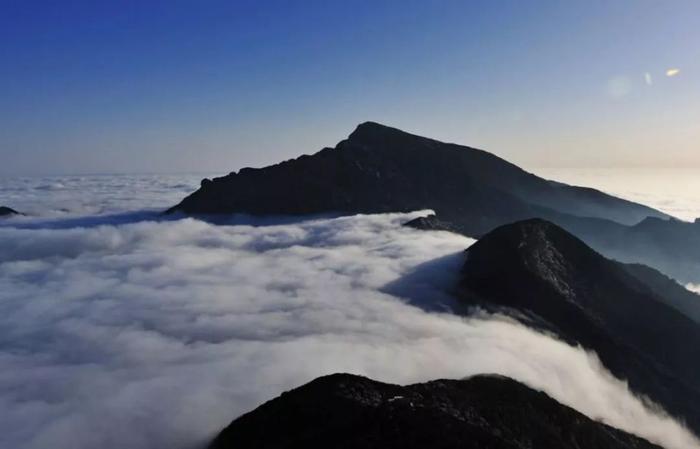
[623,262,700,324]
[459,219,700,436]
[209,373,662,449]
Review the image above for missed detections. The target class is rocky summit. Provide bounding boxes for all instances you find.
[209,373,661,449]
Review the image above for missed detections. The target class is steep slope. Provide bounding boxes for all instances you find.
[623,262,700,323]
[459,219,700,435]
[210,373,662,449]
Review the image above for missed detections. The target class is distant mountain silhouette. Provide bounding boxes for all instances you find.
[623,262,700,324]
[459,219,700,435]
[167,122,699,283]
[210,373,661,449]
[0,206,19,217]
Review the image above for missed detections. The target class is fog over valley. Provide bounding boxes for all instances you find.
[1,207,697,449]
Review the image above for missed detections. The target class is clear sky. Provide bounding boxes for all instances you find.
[1,0,699,175]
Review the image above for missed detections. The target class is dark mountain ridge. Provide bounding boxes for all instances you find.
[0,206,19,217]
[170,122,661,228]
[459,219,700,436]
[210,373,662,449]
[623,262,700,324]
[167,122,700,283]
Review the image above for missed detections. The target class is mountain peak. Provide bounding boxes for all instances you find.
[464,218,598,284]
[347,121,433,146]
[350,121,401,136]
[167,123,663,229]
[461,218,630,306]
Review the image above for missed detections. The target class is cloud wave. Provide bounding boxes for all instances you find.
[0,212,696,449]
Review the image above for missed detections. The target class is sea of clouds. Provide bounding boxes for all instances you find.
[533,167,700,223]
[0,173,210,218]
[1,196,698,449]
[2,173,700,448]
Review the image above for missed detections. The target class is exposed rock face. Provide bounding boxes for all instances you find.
[167,122,700,283]
[209,373,661,449]
[0,206,19,217]
[459,219,700,436]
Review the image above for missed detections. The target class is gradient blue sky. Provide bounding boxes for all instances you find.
[1,0,699,175]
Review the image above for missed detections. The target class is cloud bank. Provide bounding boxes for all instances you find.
[0,173,209,218]
[0,211,697,449]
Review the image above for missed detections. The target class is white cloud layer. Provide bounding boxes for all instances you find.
[687,284,700,294]
[0,173,209,218]
[531,167,700,222]
[0,211,697,449]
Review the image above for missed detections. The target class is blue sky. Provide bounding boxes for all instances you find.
[1,0,698,174]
